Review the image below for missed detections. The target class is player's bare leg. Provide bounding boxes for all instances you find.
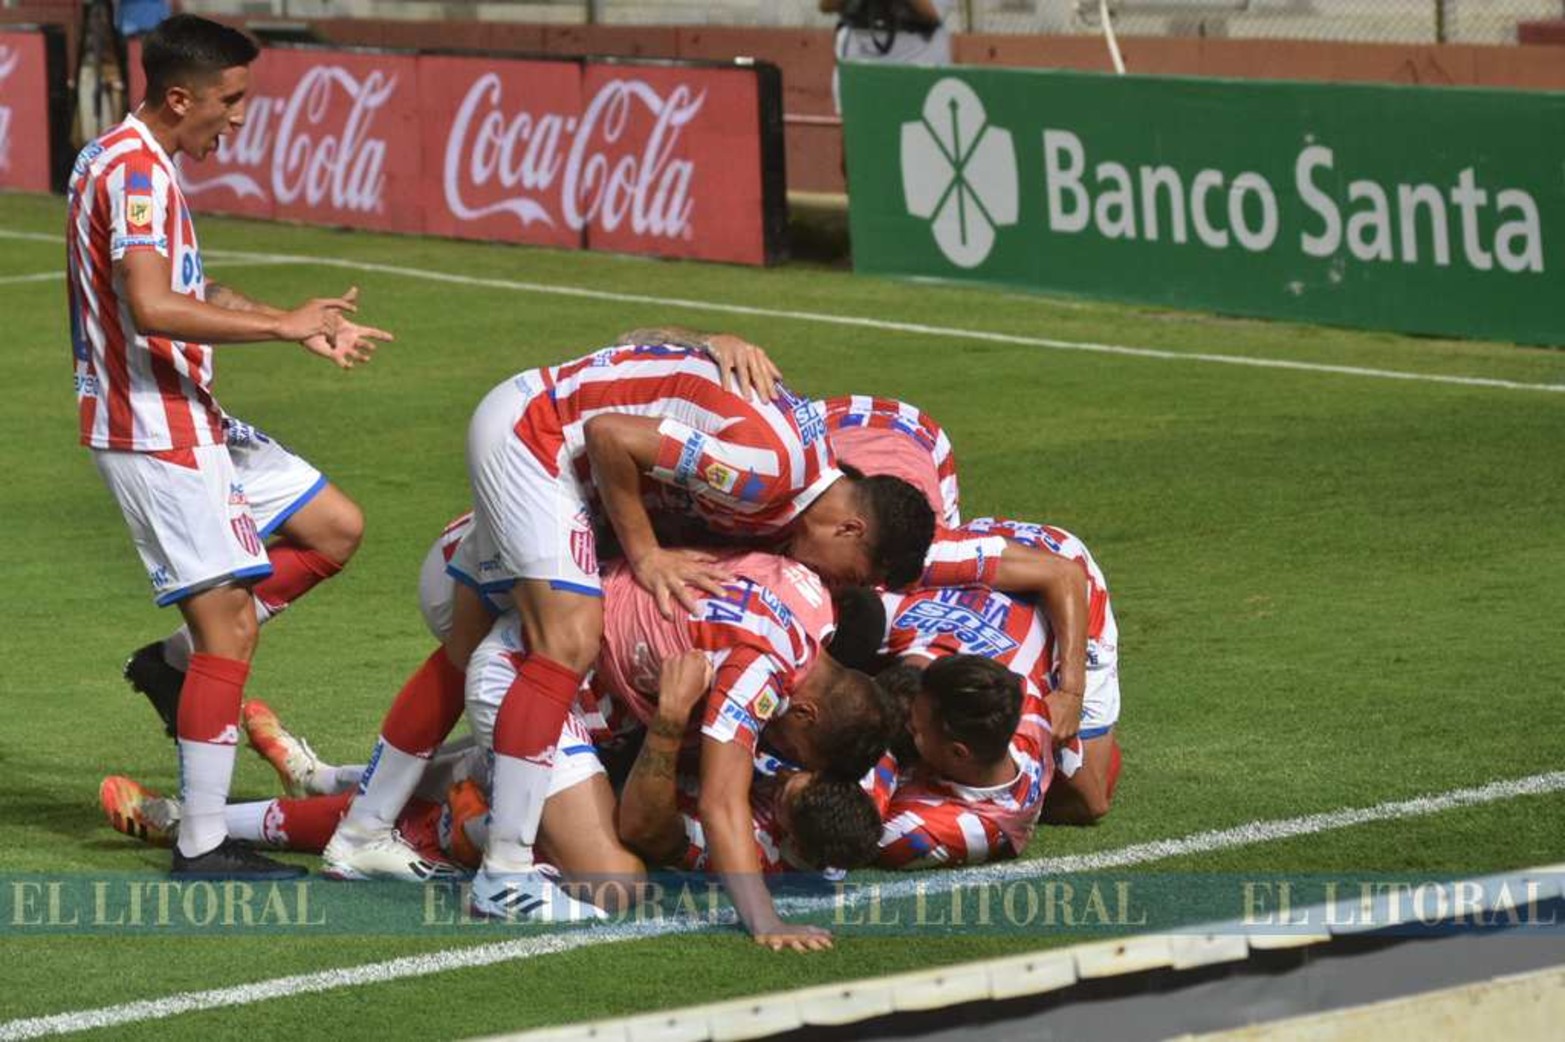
[170,583,304,878]
[322,583,487,881]
[1041,733,1120,825]
[128,483,365,735]
[472,582,606,921]
[536,775,647,915]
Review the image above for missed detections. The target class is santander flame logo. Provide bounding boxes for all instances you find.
[444,74,702,239]
[180,66,395,213]
[0,45,18,174]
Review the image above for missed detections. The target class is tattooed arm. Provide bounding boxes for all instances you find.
[615,652,713,865]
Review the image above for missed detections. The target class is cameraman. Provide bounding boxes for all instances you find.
[822,0,955,112]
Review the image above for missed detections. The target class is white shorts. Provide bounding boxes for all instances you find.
[221,417,326,537]
[93,419,325,606]
[1078,600,1121,741]
[455,371,601,598]
[417,515,515,644]
[464,609,607,797]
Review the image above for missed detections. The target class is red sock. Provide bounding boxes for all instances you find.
[380,648,467,757]
[252,540,343,615]
[493,653,583,761]
[273,792,354,851]
[1105,739,1123,799]
[178,654,249,743]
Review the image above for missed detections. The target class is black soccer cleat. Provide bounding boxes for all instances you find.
[123,641,184,738]
[171,838,308,880]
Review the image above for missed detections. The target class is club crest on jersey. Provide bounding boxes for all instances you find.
[231,515,264,557]
[703,461,738,494]
[753,688,779,721]
[126,195,153,229]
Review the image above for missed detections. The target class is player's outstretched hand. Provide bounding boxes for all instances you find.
[300,288,394,369]
[703,333,782,402]
[632,547,731,620]
[275,293,357,343]
[752,920,834,953]
[657,651,713,725]
[1044,687,1084,746]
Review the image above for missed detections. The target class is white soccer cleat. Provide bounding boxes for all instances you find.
[321,823,462,883]
[243,700,332,797]
[469,865,608,924]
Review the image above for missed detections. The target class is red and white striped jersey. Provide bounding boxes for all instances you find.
[819,395,961,527]
[591,551,835,756]
[514,345,840,536]
[675,772,797,875]
[920,518,1113,643]
[66,115,223,452]
[874,684,1053,869]
[880,584,1053,696]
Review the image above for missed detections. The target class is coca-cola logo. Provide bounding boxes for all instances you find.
[444,74,702,239]
[0,45,17,173]
[180,65,396,212]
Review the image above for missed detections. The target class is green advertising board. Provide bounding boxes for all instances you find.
[840,64,1564,345]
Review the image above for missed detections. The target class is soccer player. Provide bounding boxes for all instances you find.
[373,342,929,916]
[67,14,390,877]
[616,653,882,895]
[874,656,1053,869]
[464,550,893,934]
[819,394,961,527]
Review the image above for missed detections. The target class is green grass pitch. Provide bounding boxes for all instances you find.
[1,189,1563,1039]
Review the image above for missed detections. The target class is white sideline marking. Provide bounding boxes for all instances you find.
[0,921,703,1042]
[0,272,62,286]
[3,770,1562,1040]
[2,228,1560,395]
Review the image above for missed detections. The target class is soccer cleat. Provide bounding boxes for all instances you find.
[321,822,463,883]
[243,700,328,797]
[99,775,180,847]
[171,837,307,880]
[469,864,608,924]
[441,779,490,871]
[123,641,184,738]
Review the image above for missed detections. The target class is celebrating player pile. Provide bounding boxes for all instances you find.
[81,24,1122,946]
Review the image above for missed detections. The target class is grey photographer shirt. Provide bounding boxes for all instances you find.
[832,0,956,112]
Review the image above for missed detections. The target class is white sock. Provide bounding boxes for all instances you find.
[341,737,427,832]
[224,800,275,844]
[483,750,553,872]
[163,598,273,673]
[314,765,365,796]
[177,740,238,857]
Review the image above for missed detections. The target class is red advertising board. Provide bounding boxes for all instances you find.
[129,44,423,231]
[419,55,585,250]
[579,63,766,265]
[126,43,783,264]
[0,30,52,192]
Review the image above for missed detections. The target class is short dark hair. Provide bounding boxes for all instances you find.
[142,15,260,102]
[811,662,894,781]
[827,586,889,673]
[787,777,883,870]
[874,661,923,766]
[921,655,1021,764]
[841,466,934,589]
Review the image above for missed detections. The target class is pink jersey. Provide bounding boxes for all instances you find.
[875,685,1053,869]
[591,551,834,755]
[66,116,224,452]
[820,395,961,527]
[513,345,840,536]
